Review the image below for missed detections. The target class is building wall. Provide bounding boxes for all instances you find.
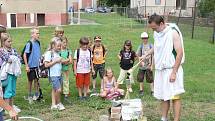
[0,13,7,26]
[131,0,195,17]
[0,0,67,13]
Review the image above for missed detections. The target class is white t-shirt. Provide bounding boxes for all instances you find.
[44,51,62,77]
[74,48,91,73]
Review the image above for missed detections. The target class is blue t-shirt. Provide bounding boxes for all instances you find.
[24,40,41,68]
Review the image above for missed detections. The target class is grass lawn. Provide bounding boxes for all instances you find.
[5,13,215,121]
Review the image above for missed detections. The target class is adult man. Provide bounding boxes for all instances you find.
[146,14,185,121]
[23,27,41,101]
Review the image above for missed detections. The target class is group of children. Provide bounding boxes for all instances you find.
[0,26,155,112]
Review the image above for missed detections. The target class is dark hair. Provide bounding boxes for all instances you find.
[94,35,101,40]
[148,13,165,25]
[123,40,132,51]
[79,37,89,45]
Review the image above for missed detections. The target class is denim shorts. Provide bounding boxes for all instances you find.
[49,76,63,90]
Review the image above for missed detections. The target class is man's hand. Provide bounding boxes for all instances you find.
[8,109,18,120]
[170,71,176,83]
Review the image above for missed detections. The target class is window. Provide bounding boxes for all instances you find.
[155,0,161,5]
[176,0,187,10]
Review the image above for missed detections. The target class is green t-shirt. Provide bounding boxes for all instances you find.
[60,49,72,71]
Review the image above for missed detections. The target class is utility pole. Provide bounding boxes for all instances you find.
[191,0,197,39]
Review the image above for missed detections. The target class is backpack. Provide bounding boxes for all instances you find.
[76,48,92,66]
[140,43,153,56]
[21,40,40,64]
[38,52,54,78]
[92,44,106,57]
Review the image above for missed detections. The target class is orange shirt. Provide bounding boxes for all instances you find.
[92,46,105,64]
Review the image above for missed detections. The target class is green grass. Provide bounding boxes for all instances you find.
[5,13,215,121]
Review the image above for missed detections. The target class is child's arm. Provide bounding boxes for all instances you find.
[0,98,18,120]
[73,59,77,76]
[117,52,122,60]
[44,52,61,68]
[103,77,108,91]
[91,57,95,75]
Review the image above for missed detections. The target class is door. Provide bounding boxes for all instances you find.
[10,14,16,27]
[37,14,45,26]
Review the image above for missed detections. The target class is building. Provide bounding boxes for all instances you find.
[130,0,196,17]
[0,0,96,28]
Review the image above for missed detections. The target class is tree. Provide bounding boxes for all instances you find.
[98,0,130,7]
[199,0,215,43]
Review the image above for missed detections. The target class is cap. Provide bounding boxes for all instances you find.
[125,40,132,45]
[140,32,149,38]
[94,36,101,41]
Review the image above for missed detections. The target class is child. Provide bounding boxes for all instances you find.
[59,37,73,103]
[100,68,124,99]
[54,26,64,39]
[91,36,107,93]
[44,38,65,111]
[136,32,154,96]
[23,27,41,101]
[73,37,95,100]
[116,40,137,92]
[0,33,21,113]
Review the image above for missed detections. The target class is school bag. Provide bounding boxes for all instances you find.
[21,40,40,64]
[38,52,53,78]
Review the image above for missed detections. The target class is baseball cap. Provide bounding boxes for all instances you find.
[140,32,149,38]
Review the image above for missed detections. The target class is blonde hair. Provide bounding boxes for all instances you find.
[30,27,39,35]
[54,26,64,37]
[0,33,11,47]
[104,67,114,78]
[48,37,62,51]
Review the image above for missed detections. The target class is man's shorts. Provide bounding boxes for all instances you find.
[27,67,39,81]
[92,63,105,79]
[49,76,63,90]
[137,69,153,83]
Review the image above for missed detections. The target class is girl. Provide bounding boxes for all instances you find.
[0,33,21,113]
[44,37,65,111]
[116,40,137,93]
[60,37,72,103]
[100,68,124,99]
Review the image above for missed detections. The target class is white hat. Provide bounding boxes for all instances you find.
[140,32,149,38]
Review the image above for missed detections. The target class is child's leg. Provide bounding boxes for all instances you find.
[173,99,181,121]
[63,71,70,97]
[146,69,154,92]
[52,89,56,106]
[92,64,98,90]
[55,88,61,105]
[84,73,90,97]
[28,80,33,97]
[116,69,126,89]
[99,63,105,91]
[100,90,107,97]
[76,74,84,97]
[161,100,170,121]
[33,79,39,97]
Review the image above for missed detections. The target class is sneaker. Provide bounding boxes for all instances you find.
[33,95,38,101]
[28,96,33,104]
[51,105,58,110]
[57,103,65,111]
[13,105,21,113]
[128,88,133,93]
[82,96,88,100]
[139,90,144,96]
[90,93,99,97]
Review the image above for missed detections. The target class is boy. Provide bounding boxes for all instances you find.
[23,27,41,101]
[91,36,107,92]
[136,32,154,96]
[74,37,95,100]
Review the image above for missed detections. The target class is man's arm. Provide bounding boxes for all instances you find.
[170,30,183,82]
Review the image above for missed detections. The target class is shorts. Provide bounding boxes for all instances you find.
[49,76,63,90]
[92,63,105,79]
[1,74,17,99]
[76,73,90,88]
[27,67,39,81]
[137,69,154,83]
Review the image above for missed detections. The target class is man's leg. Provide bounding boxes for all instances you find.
[161,100,170,121]
[173,99,181,121]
